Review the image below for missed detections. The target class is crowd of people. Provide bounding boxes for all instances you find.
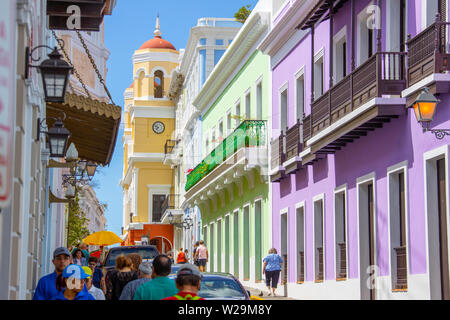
[33,243,206,301]
[33,240,283,300]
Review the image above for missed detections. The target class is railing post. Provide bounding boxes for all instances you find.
[376,53,382,97]
[435,13,442,73]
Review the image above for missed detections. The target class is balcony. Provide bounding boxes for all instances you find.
[270,132,285,182]
[163,139,181,166]
[160,194,184,224]
[301,51,407,164]
[403,18,450,105]
[47,0,115,31]
[184,120,267,209]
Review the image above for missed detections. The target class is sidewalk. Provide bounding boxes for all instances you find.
[245,286,296,300]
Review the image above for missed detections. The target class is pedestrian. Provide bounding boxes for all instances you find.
[82,266,105,300]
[262,248,283,297]
[126,253,142,273]
[162,264,205,300]
[167,252,174,264]
[133,255,177,300]
[176,248,186,264]
[105,254,138,300]
[119,261,153,300]
[80,243,90,261]
[194,240,208,272]
[53,264,95,300]
[33,247,72,300]
[184,249,189,263]
[88,256,103,289]
[193,242,200,266]
[72,248,87,266]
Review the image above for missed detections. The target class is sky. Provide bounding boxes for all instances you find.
[92,0,258,237]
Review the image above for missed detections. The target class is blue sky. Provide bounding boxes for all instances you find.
[92,0,257,237]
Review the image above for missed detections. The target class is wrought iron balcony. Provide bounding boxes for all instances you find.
[407,16,450,88]
[185,120,267,192]
[301,51,406,164]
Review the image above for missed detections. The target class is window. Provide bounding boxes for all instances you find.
[254,200,262,281]
[226,109,232,134]
[389,168,407,291]
[210,223,215,271]
[199,50,207,87]
[295,73,304,121]
[154,70,164,98]
[256,81,263,120]
[216,39,224,45]
[314,54,324,99]
[235,102,241,128]
[245,91,251,120]
[199,38,207,45]
[335,190,347,280]
[152,194,166,222]
[217,219,222,272]
[280,210,288,285]
[279,86,288,132]
[333,28,347,83]
[218,120,224,141]
[211,127,216,147]
[233,210,239,278]
[214,50,226,66]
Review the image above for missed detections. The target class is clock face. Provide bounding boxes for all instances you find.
[153,121,165,134]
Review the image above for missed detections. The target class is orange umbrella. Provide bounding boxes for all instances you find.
[82,231,123,246]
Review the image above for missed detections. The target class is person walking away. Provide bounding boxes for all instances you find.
[133,255,177,300]
[193,242,199,266]
[176,248,186,264]
[262,248,283,297]
[82,266,105,300]
[167,252,174,264]
[194,240,208,272]
[105,255,138,300]
[119,261,153,300]
[126,253,142,273]
[88,257,103,289]
[33,247,72,300]
[162,264,205,300]
[73,248,87,266]
[53,264,95,300]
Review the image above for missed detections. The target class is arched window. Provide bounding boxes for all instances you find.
[154,70,164,98]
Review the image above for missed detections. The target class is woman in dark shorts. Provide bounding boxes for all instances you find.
[262,248,283,296]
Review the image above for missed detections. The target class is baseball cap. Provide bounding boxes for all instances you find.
[62,264,91,279]
[177,264,202,278]
[82,266,93,278]
[53,247,71,259]
[139,262,153,275]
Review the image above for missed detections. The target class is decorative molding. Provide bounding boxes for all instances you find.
[132,51,179,64]
[130,106,175,120]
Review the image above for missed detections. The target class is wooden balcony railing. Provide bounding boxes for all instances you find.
[407,17,450,87]
[270,132,285,170]
[297,251,305,283]
[285,120,302,162]
[304,51,406,141]
[394,246,408,291]
[315,247,324,282]
[337,243,347,280]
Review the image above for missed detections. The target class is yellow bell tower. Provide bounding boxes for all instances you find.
[120,16,179,251]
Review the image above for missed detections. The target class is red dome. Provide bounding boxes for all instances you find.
[139,36,176,50]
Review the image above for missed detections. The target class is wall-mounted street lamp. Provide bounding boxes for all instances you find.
[25,45,73,103]
[411,87,449,139]
[37,114,71,158]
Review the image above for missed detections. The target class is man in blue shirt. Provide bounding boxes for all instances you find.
[33,247,72,300]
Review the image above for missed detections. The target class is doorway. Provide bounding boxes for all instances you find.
[280,210,288,296]
[359,181,376,300]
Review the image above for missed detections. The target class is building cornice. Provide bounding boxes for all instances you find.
[130,105,175,120]
[258,0,320,57]
[132,50,179,64]
[193,12,270,113]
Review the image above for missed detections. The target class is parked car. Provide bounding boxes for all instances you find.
[169,271,253,300]
[101,245,159,273]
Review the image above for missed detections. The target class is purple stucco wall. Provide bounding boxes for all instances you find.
[271,0,450,283]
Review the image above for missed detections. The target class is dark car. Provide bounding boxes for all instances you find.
[169,271,251,300]
[101,245,159,273]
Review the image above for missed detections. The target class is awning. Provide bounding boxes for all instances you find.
[46,93,121,166]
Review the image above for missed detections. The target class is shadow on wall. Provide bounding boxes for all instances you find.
[313,156,329,183]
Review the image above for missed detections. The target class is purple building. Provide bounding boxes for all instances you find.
[260,0,450,299]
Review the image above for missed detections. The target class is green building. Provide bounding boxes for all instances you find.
[184,5,273,289]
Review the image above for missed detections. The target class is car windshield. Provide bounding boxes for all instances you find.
[104,248,158,267]
[198,278,246,299]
